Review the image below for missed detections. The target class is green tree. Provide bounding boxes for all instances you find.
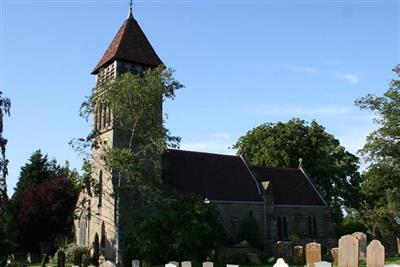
[124,194,223,264]
[12,150,68,199]
[233,118,362,222]
[355,65,400,243]
[0,90,14,259]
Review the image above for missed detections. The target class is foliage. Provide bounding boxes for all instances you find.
[52,243,90,264]
[355,65,400,242]
[239,214,262,249]
[13,150,77,199]
[124,195,223,264]
[335,212,366,237]
[14,177,78,252]
[0,90,13,259]
[233,118,363,221]
[79,66,183,205]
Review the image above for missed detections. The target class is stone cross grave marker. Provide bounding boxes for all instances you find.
[273,258,289,267]
[57,251,65,267]
[132,260,140,267]
[203,262,213,267]
[182,262,192,267]
[330,248,339,265]
[339,235,359,267]
[352,232,367,260]
[314,261,331,267]
[293,245,305,265]
[27,253,32,264]
[41,253,47,267]
[306,242,321,267]
[367,240,385,267]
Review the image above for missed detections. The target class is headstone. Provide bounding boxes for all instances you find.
[352,232,367,260]
[41,253,48,267]
[169,262,179,267]
[325,240,338,259]
[384,265,400,267]
[247,253,261,265]
[367,240,385,267]
[73,251,83,267]
[306,242,321,267]
[397,238,400,256]
[314,261,331,267]
[27,253,32,264]
[273,241,293,263]
[181,262,191,267]
[338,235,359,267]
[226,265,239,267]
[99,261,116,267]
[132,259,140,267]
[273,258,289,267]
[330,248,339,265]
[99,256,106,266]
[57,251,66,267]
[165,264,177,267]
[202,262,213,267]
[293,246,305,265]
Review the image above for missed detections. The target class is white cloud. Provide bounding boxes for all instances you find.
[180,132,236,155]
[335,72,361,84]
[211,133,231,140]
[258,105,354,116]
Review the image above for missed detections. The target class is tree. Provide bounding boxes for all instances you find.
[14,176,78,252]
[355,65,400,244]
[233,118,363,222]
[0,90,13,259]
[124,195,223,264]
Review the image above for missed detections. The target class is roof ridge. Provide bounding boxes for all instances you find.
[252,165,300,171]
[167,148,238,158]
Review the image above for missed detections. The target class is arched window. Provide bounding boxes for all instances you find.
[79,213,87,246]
[100,222,106,249]
[277,216,283,240]
[308,216,312,237]
[313,216,317,237]
[98,170,103,207]
[283,216,288,240]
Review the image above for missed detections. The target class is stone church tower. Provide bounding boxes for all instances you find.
[74,7,163,263]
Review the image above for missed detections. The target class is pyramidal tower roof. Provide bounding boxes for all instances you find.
[92,11,163,74]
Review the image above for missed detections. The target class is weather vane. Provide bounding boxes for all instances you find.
[128,0,133,17]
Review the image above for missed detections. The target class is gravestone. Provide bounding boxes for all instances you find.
[247,253,261,265]
[73,250,83,267]
[169,261,179,267]
[330,248,339,265]
[98,256,106,266]
[226,265,239,267]
[132,259,140,267]
[99,261,116,267]
[181,262,191,267]
[27,253,32,264]
[293,246,305,265]
[272,258,289,267]
[397,238,400,256]
[384,265,400,267]
[314,261,331,267]
[41,253,47,267]
[338,235,359,267]
[203,262,213,267]
[273,241,293,263]
[352,232,367,260]
[367,240,385,267]
[306,242,321,267]
[325,240,338,259]
[57,251,66,267]
[165,264,177,267]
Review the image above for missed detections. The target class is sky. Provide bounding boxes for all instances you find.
[1,0,399,196]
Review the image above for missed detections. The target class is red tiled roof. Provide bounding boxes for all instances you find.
[92,15,163,74]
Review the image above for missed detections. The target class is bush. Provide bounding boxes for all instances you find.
[238,214,262,249]
[63,243,90,263]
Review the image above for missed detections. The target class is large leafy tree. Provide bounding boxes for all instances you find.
[124,194,223,264]
[233,118,362,222]
[14,176,78,252]
[355,65,400,244]
[0,90,14,258]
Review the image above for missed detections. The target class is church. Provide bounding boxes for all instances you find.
[74,6,335,263]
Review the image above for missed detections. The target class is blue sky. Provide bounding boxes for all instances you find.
[1,0,399,195]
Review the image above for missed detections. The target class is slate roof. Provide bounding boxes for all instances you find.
[162,149,327,206]
[253,166,327,206]
[92,14,163,74]
[162,149,263,202]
